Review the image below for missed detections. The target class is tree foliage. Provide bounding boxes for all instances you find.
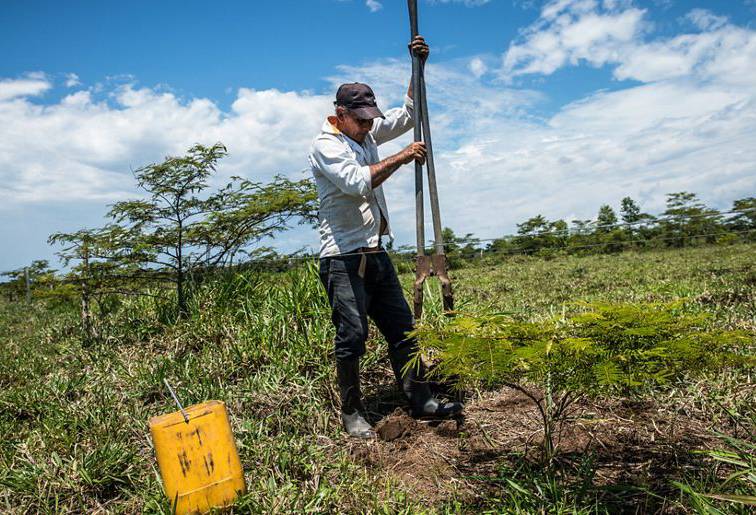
[512,215,568,256]
[0,260,56,302]
[49,143,318,317]
[727,197,756,241]
[412,302,752,462]
[660,192,723,247]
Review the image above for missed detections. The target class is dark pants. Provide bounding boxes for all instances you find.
[319,251,415,361]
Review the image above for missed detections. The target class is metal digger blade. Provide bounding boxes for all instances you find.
[431,254,454,313]
[413,254,454,320]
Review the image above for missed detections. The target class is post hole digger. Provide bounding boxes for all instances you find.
[408,0,454,321]
[407,0,466,408]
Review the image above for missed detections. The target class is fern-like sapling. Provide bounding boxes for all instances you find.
[410,302,751,464]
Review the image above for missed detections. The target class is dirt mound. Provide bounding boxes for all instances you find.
[434,419,459,437]
[375,408,416,441]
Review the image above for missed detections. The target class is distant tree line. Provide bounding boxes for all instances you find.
[0,260,58,303]
[1,139,754,335]
[436,192,755,267]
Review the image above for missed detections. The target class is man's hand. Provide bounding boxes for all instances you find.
[409,35,429,62]
[369,142,427,189]
[400,142,427,165]
[407,36,429,99]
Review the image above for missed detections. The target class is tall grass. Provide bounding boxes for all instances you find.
[0,261,415,513]
[0,243,753,513]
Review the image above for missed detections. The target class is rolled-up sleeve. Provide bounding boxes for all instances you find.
[370,95,415,146]
[310,137,372,197]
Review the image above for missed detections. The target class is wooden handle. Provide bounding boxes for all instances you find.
[408,0,419,38]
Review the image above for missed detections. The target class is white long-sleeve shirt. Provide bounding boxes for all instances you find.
[309,95,415,257]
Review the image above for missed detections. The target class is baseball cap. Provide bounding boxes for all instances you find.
[334,82,385,120]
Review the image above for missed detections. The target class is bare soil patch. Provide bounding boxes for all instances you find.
[342,386,730,512]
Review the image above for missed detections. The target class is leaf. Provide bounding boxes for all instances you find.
[701,493,756,505]
[592,361,622,386]
[561,337,593,354]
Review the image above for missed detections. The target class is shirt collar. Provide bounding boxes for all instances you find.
[322,117,341,135]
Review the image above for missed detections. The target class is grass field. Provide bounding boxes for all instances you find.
[0,244,754,513]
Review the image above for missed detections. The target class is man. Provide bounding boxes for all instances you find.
[309,36,463,439]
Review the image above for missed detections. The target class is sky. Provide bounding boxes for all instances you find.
[1,0,755,271]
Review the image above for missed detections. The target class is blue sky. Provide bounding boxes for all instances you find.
[1,0,756,271]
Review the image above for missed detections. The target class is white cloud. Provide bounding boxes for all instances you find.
[0,82,331,207]
[613,24,756,84]
[0,75,52,101]
[64,73,81,88]
[436,84,756,238]
[502,1,756,86]
[503,0,647,79]
[365,0,382,12]
[469,57,488,78]
[684,8,728,31]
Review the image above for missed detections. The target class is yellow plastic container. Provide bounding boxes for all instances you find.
[149,400,246,514]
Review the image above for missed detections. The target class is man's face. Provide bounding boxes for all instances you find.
[336,108,374,143]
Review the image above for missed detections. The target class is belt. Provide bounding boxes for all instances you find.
[353,245,382,254]
[351,245,383,278]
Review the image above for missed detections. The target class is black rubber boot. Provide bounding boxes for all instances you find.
[336,358,376,439]
[388,342,463,418]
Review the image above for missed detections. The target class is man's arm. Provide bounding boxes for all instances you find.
[311,137,426,196]
[369,142,426,189]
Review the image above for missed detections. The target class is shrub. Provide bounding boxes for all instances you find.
[412,302,752,463]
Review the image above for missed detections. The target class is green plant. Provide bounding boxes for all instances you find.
[49,143,317,318]
[1,244,753,513]
[412,302,751,463]
[674,435,756,513]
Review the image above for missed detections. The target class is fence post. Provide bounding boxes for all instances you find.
[81,245,96,341]
[24,267,31,303]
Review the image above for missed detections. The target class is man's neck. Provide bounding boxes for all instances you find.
[327,116,366,145]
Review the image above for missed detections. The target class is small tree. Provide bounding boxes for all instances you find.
[726,197,756,242]
[48,229,128,340]
[620,197,655,245]
[660,192,723,247]
[596,204,618,233]
[441,227,481,267]
[594,205,625,252]
[412,302,750,464]
[513,215,566,255]
[50,143,318,317]
[0,260,57,302]
[486,237,515,259]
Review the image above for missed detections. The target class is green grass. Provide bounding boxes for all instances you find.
[0,244,754,513]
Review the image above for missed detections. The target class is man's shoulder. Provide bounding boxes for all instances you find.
[309,132,347,174]
[311,131,343,152]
